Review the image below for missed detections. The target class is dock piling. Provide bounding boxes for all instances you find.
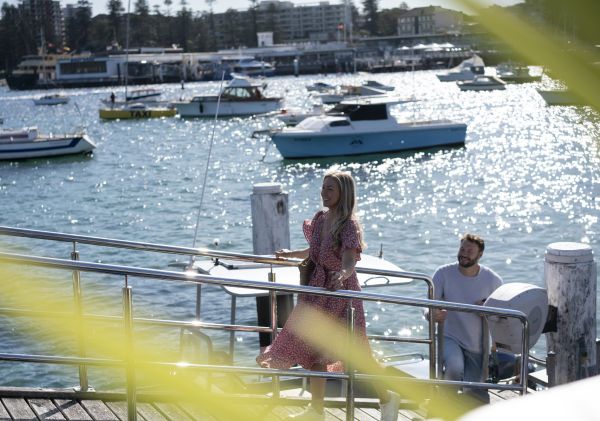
[544,242,597,385]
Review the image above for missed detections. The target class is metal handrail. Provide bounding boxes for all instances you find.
[0,224,437,378]
[0,226,531,419]
[0,250,530,391]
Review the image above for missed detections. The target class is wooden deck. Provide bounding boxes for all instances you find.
[0,387,524,421]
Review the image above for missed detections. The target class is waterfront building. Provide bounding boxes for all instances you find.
[397,6,464,36]
[18,0,65,50]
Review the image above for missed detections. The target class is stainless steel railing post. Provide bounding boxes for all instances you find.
[436,321,444,379]
[229,295,236,359]
[123,279,137,421]
[427,282,436,379]
[71,244,89,391]
[345,305,355,421]
[269,269,280,398]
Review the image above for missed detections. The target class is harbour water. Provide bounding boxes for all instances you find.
[0,70,599,389]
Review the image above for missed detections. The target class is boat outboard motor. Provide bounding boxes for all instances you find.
[484,282,548,353]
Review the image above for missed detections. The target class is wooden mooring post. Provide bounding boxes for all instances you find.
[544,242,597,385]
[251,183,294,349]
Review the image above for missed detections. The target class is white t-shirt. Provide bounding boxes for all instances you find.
[433,262,503,353]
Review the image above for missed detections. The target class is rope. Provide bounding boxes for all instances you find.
[189,71,227,267]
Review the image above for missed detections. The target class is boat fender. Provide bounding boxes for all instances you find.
[199,102,204,113]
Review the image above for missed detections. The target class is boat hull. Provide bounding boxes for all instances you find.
[0,134,96,160]
[537,89,582,106]
[173,99,282,117]
[99,107,176,119]
[33,98,70,105]
[272,122,467,158]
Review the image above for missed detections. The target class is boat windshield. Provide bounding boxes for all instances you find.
[327,103,388,121]
[222,87,264,100]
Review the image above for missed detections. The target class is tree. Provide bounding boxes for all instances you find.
[107,0,124,46]
[247,0,258,47]
[175,0,192,51]
[362,0,378,35]
[65,0,92,51]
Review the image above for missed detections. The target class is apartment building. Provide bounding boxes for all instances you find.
[397,6,463,36]
[19,0,65,49]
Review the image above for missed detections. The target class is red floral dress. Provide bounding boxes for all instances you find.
[256,210,369,372]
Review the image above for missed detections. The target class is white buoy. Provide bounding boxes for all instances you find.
[544,242,597,385]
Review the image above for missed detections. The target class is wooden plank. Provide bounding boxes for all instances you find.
[80,400,119,421]
[0,401,12,421]
[325,408,346,420]
[29,399,66,420]
[354,408,379,421]
[53,400,93,421]
[152,403,194,421]
[177,402,218,421]
[136,403,168,421]
[104,401,144,421]
[2,398,37,421]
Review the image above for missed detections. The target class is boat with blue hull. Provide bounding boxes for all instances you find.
[269,96,467,159]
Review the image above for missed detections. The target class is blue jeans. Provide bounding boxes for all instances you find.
[442,336,489,402]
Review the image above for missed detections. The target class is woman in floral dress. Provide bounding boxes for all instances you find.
[256,170,400,421]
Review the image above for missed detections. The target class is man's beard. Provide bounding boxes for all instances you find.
[458,255,477,268]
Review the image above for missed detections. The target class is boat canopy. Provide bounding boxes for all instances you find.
[327,102,389,121]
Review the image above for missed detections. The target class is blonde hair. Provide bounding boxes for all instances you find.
[323,170,366,250]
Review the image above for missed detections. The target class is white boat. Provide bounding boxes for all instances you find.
[362,80,395,91]
[0,126,96,160]
[457,75,506,91]
[268,96,467,159]
[437,54,485,82]
[33,94,70,105]
[172,76,283,117]
[536,89,583,106]
[495,63,542,83]
[306,82,336,92]
[230,57,275,77]
[273,103,325,126]
[317,85,388,105]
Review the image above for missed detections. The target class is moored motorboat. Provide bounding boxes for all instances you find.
[437,54,485,82]
[306,82,336,92]
[495,63,542,83]
[172,75,283,117]
[316,85,388,105]
[268,96,467,159]
[457,75,506,91]
[0,126,96,160]
[99,102,176,119]
[273,103,325,126]
[33,94,70,105]
[537,89,583,106]
[362,80,395,91]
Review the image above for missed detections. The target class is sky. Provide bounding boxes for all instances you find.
[52,0,523,17]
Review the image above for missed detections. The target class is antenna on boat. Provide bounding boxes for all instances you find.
[188,71,227,270]
[124,0,131,102]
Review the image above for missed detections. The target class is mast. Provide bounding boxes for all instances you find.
[124,0,131,100]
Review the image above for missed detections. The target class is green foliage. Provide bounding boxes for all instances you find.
[362,0,378,35]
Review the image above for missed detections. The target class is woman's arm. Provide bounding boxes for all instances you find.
[275,248,310,260]
[327,248,357,290]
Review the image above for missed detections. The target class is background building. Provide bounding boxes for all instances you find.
[397,6,463,36]
[19,0,65,50]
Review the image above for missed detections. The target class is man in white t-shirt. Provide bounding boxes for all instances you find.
[431,233,503,402]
